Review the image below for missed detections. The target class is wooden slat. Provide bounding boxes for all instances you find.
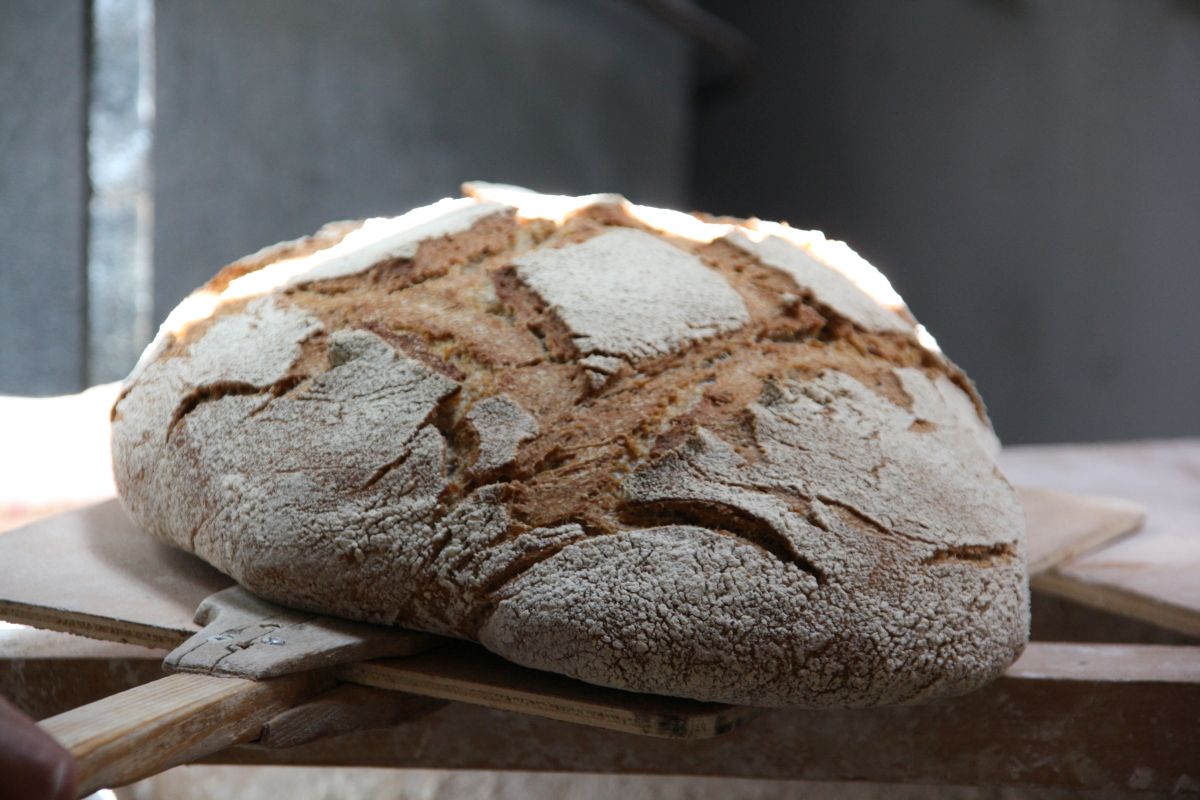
[39,671,328,796]
[339,642,755,740]
[1006,641,1200,682]
[1029,588,1199,646]
[216,642,1200,793]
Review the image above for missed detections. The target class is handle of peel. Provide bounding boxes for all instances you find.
[39,671,324,797]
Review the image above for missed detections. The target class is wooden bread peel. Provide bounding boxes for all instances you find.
[0,502,754,794]
[0,486,1146,795]
[1018,487,1145,575]
[163,585,436,679]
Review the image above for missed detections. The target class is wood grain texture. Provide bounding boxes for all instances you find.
[1003,439,1200,636]
[39,671,328,796]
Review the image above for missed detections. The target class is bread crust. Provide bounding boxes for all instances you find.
[111,184,1028,707]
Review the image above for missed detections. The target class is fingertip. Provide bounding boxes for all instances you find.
[49,751,80,800]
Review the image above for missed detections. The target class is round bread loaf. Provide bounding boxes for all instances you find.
[112,182,1028,707]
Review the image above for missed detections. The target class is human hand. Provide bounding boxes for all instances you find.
[0,695,78,800]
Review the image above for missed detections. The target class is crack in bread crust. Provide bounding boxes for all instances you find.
[167,375,307,440]
[112,189,1028,708]
[619,497,826,581]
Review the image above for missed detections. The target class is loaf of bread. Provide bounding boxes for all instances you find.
[112,183,1028,707]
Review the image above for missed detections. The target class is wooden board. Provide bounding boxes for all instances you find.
[7,627,1199,792]
[0,502,746,742]
[0,500,229,648]
[0,489,1194,791]
[1017,486,1144,574]
[41,671,327,796]
[0,484,1155,745]
[1003,439,1200,637]
[215,643,1200,793]
[340,643,755,740]
[164,586,435,679]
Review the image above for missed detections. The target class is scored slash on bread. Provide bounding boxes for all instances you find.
[111,182,1027,708]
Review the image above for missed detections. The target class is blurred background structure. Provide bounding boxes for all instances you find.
[2,0,1198,445]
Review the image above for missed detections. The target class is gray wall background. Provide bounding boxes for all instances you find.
[694,0,1200,444]
[151,0,692,325]
[1,0,692,393]
[2,0,1198,445]
[0,0,88,395]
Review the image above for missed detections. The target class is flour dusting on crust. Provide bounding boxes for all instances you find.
[513,228,750,361]
[466,395,539,476]
[112,184,1027,708]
